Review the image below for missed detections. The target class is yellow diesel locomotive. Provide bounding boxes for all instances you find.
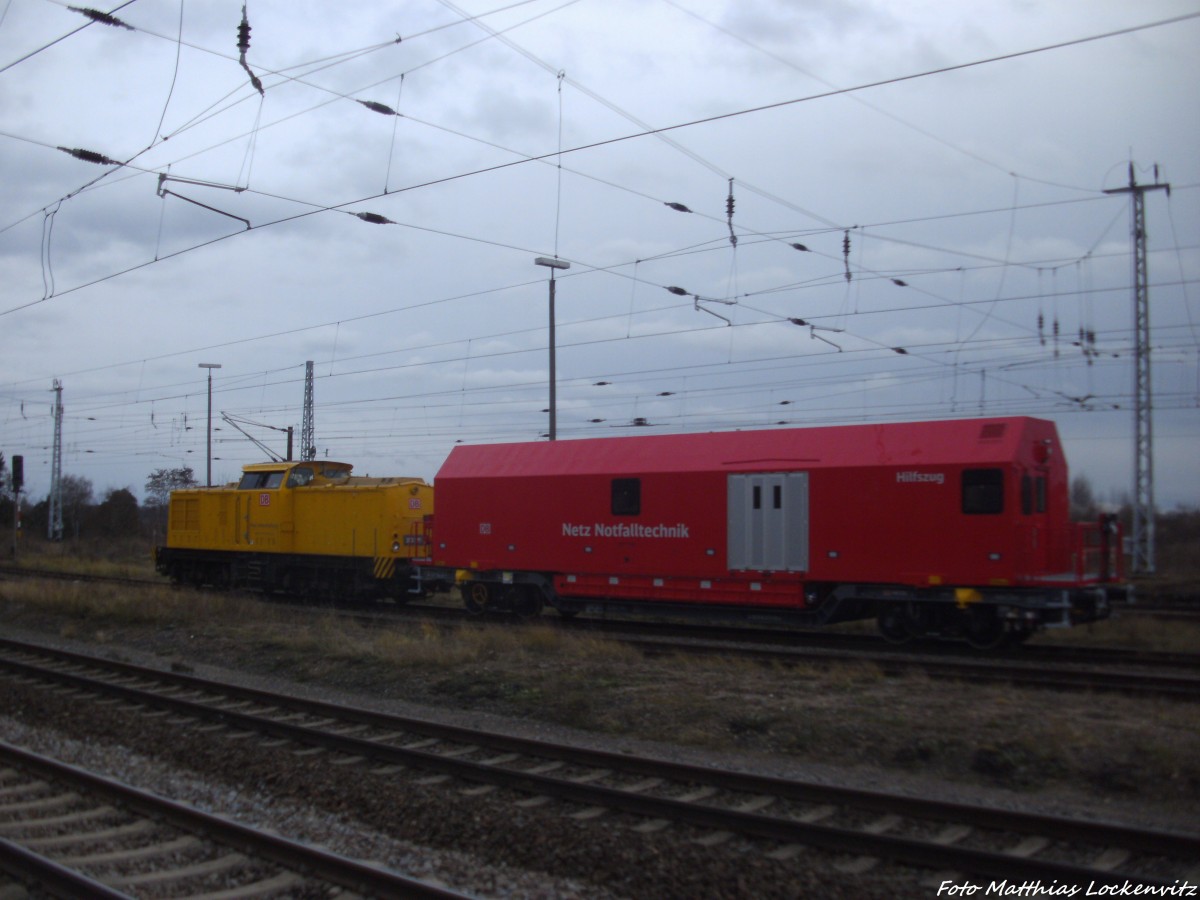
[154,460,434,601]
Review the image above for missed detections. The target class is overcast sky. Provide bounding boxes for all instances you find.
[1,0,1197,511]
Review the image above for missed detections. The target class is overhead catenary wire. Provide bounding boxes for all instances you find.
[1,8,1194,487]
[3,202,1194,399]
[4,184,1190,408]
[153,0,185,141]
[658,0,1100,195]
[3,8,1194,286]
[7,12,1193,323]
[0,0,567,243]
[19,270,1195,432]
[0,0,138,75]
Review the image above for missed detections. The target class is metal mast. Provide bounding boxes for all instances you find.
[198,363,221,486]
[301,360,316,461]
[1104,163,1169,575]
[48,379,64,541]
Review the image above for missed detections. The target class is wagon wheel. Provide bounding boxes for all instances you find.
[463,581,491,614]
[962,606,1009,650]
[876,603,914,645]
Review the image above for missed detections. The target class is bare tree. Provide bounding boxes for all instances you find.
[1070,475,1098,521]
[144,466,198,509]
[60,474,93,540]
[144,467,198,538]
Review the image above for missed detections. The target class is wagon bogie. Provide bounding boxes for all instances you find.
[458,573,550,618]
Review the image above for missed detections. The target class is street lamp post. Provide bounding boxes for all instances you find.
[198,363,221,486]
[534,256,570,440]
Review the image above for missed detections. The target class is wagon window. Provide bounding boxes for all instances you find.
[612,478,641,516]
[962,468,1004,515]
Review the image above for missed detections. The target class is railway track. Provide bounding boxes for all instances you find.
[1,636,1197,890]
[549,611,1200,668]
[7,561,1200,626]
[287,603,1200,699]
[8,561,1200,636]
[617,634,1200,699]
[4,564,1197,698]
[0,740,467,899]
[0,564,154,589]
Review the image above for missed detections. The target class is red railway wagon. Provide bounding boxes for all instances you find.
[422,417,1124,646]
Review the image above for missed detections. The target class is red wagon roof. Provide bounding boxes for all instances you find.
[435,417,1057,479]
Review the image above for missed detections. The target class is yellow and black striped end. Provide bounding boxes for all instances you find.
[373,557,397,581]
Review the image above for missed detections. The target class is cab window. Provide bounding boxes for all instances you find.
[962,469,1004,515]
[286,467,315,487]
[238,470,286,490]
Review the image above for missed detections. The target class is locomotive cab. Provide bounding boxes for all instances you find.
[155,460,433,601]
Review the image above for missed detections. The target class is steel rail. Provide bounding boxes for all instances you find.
[0,740,471,900]
[552,613,1200,669]
[624,636,1200,698]
[4,563,1197,665]
[1,637,1196,885]
[0,835,131,900]
[194,594,1200,681]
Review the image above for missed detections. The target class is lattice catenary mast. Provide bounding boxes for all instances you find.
[301,360,316,461]
[1104,162,1169,576]
[48,379,64,541]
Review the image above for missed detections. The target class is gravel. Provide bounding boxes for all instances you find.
[1,612,1196,898]
[0,650,902,898]
[0,713,609,899]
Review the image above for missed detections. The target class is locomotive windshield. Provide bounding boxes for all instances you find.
[238,470,285,490]
[286,467,315,487]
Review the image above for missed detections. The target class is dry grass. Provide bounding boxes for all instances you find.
[11,540,158,580]
[1027,614,1200,652]
[0,579,268,629]
[2,571,1198,813]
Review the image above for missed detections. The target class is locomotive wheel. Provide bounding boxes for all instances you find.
[876,604,914,644]
[463,581,491,614]
[962,607,1009,650]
